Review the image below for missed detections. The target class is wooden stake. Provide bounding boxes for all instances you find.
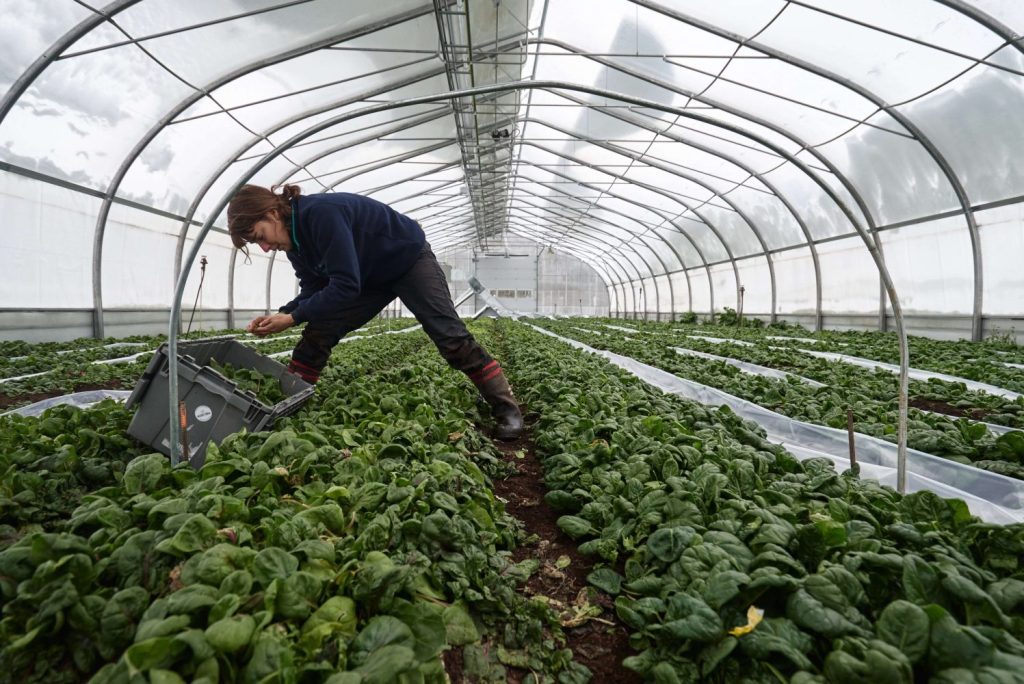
[846,408,857,469]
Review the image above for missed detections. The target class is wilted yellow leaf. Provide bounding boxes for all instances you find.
[728,606,764,636]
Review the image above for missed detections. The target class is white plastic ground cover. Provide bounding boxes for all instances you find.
[916,410,1022,437]
[673,347,826,387]
[687,334,756,347]
[1,390,133,418]
[765,335,847,347]
[603,324,638,333]
[674,346,1018,437]
[9,341,150,361]
[0,348,158,384]
[93,351,154,365]
[528,325,1024,525]
[1005,362,1024,370]
[0,370,50,384]
[798,348,1022,400]
[574,327,604,335]
[245,334,302,345]
[1,334,250,384]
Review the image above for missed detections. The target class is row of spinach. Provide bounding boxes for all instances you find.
[594,317,1024,394]
[535,320,1024,481]
[0,330,304,409]
[0,329,589,683]
[483,319,1024,683]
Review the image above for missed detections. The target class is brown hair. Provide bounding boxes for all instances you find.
[227,184,302,254]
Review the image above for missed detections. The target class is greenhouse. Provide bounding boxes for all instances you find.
[4,0,1024,682]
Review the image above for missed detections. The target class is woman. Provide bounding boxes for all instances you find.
[227,183,523,441]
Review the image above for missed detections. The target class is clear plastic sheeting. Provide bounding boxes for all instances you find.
[529,324,1024,525]
[244,334,302,345]
[673,347,825,387]
[0,370,49,385]
[797,348,1022,400]
[2,390,132,418]
[765,335,846,346]
[687,334,756,347]
[916,410,1022,437]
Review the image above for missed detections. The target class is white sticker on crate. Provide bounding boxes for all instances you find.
[194,405,213,422]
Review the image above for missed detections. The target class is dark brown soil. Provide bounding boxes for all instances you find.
[443,411,641,684]
[0,380,130,410]
[442,642,466,683]
[909,396,994,420]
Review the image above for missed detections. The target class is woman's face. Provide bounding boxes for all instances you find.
[248,210,291,252]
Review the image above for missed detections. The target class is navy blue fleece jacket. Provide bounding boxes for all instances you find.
[278,193,425,323]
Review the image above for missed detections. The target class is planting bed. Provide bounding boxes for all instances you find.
[2,319,1024,683]
[534,320,1024,480]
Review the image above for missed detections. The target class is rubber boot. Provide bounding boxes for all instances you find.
[470,362,524,441]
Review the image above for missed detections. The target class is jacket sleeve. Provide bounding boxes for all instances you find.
[278,261,320,315]
[289,206,361,324]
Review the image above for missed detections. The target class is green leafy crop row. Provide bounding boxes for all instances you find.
[484,319,1024,683]
[535,320,1024,480]
[0,329,587,683]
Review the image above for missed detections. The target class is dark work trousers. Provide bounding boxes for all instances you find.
[288,243,493,383]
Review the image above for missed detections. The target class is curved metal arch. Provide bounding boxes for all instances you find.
[175,69,451,326]
[274,124,457,186]
[336,159,465,198]
[505,202,657,298]
[170,80,913,488]
[176,72,448,274]
[495,218,623,308]
[511,176,665,318]
[545,90,824,328]
[88,4,440,337]
[0,0,144,124]
[511,41,912,428]
[632,0,993,340]
[518,36,898,324]
[0,0,144,337]
[502,223,623,312]
[426,205,645,310]
[145,31,856,331]
[174,39,831,327]
[511,175,684,315]
[501,215,634,288]
[513,194,672,319]
[937,0,1024,58]
[524,103,770,321]
[510,191,672,314]
[522,116,765,320]
[470,220,624,313]
[438,213,626,296]
[364,170,467,207]
[408,183,653,312]
[516,160,700,313]
[513,180,681,280]
[317,140,458,188]
[518,38,879,231]
[519,141,722,317]
[520,172,696,313]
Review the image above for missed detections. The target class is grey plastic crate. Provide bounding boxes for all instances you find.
[125,336,314,468]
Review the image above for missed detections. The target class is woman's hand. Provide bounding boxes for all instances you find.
[247,313,295,336]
